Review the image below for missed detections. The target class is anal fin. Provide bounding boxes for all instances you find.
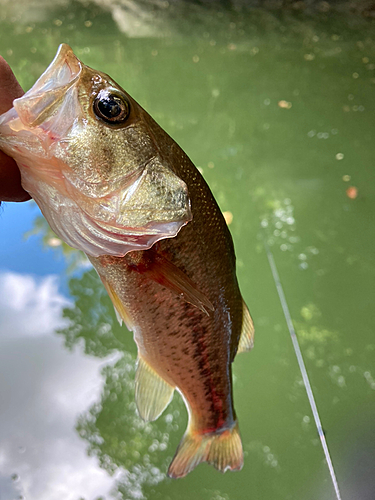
[237,301,254,354]
[135,356,175,422]
[168,421,243,479]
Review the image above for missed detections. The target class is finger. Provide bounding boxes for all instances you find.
[0,56,24,112]
[0,150,31,201]
[0,56,30,202]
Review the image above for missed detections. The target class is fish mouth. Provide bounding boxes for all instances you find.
[14,44,82,129]
[0,43,83,160]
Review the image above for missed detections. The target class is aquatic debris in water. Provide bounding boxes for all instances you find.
[222,211,233,225]
[278,100,292,109]
[346,186,358,199]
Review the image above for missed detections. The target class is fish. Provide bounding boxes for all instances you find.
[0,44,254,478]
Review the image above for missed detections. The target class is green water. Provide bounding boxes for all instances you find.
[0,2,374,499]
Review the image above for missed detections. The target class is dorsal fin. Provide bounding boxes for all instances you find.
[135,356,175,422]
[237,301,254,354]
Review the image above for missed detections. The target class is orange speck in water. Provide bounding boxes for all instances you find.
[278,100,292,109]
[346,186,358,199]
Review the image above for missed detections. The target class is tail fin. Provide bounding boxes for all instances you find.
[167,422,243,478]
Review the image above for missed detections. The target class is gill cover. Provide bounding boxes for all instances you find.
[0,44,192,257]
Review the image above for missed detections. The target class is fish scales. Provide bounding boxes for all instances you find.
[0,44,255,478]
[90,133,245,473]
[93,251,236,430]
[90,154,242,425]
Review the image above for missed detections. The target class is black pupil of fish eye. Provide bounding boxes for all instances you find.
[94,92,129,124]
[98,96,122,118]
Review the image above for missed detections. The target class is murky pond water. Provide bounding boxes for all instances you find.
[0,2,374,499]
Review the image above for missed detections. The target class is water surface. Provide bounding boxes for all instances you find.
[0,2,374,499]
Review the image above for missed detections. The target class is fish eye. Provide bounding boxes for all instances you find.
[93,89,130,125]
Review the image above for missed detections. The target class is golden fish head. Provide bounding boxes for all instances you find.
[0,44,192,257]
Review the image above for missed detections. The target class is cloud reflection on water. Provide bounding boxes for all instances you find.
[0,272,115,500]
[0,272,70,338]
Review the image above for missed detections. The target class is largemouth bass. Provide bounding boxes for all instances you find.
[0,44,254,478]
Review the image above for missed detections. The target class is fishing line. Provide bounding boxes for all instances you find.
[263,237,342,500]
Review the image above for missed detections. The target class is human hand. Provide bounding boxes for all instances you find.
[0,56,31,202]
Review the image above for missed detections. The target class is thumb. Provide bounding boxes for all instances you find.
[0,57,31,202]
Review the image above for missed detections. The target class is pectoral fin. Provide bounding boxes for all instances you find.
[147,254,214,316]
[237,301,254,354]
[135,356,175,422]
